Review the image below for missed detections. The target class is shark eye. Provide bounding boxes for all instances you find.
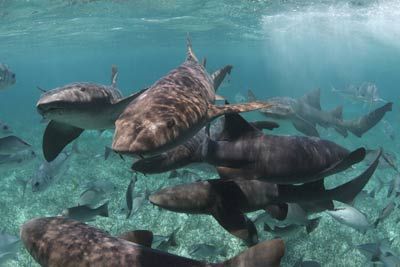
[11,73,15,79]
[33,182,40,188]
[80,87,86,92]
[2,125,8,130]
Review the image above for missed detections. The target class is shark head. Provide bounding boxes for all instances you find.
[36,83,121,128]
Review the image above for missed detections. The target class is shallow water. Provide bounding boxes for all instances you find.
[0,0,399,266]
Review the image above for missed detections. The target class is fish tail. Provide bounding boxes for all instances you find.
[98,201,109,217]
[217,238,285,267]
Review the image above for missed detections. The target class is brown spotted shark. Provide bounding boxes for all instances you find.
[20,217,285,267]
[36,65,146,162]
[149,149,381,245]
[248,89,392,138]
[112,39,273,158]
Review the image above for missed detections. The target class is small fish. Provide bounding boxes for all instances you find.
[264,217,320,237]
[0,63,16,90]
[0,120,12,137]
[0,231,19,265]
[153,228,179,250]
[293,257,321,267]
[374,201,396,228]
[388,175,400,198]
[62,202,109,221]
[84,180,117,193]
[356,239,400,266]
[126,175,137,219]
[0,135,31,155]
[31,151,70,192]
[0,150,36,166]
[383,120,395,140]
[326,203,372,233]
[78,188,107,208]
[188,243,226,259]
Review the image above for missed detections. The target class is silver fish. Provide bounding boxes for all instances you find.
[0,135,31,155]
[0,63,16,90]
[31,151,70,192]
[332,82,385,105]
[0,150,36,166]
[0,231,19,265]
[374,201,396,228]
[83,180,117,193]
[326,203,372,233]
[62,202,109,221]
[188,243,226,259]
[0,120,12,137]
[78,188,107,208]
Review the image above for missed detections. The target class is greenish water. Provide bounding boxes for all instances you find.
[0,0,399,266]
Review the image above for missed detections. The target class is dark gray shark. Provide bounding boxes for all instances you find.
[36,65,146,162]
[248,89,392,138]
[131,117,278,174]
[112,39,273,158]
[20,217,285,267]
[149,149,381,244]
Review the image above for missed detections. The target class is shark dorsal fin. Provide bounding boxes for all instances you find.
[219,110,261,141]
[330,105,343,120]
[186,35,198,62]
[301,89,321,110]
[247,89,257,102]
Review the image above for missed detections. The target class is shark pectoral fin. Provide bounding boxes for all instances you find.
[118,230,153,248]
[301,88,321,110]
[311,147,366,181]
[111,87,149,116]
[207,102,274,121]
[43,121,83,162]
[211,205,258,246]
[291,116,319,137]
[329,148,382,204]
[220,239,285,267]
[250,120,280,131]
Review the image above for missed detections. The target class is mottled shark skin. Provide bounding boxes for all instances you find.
[150,149,380,245]
[36,66,146,162]
[112,40,273,158]
[202,113,365,184]
[20,217,285,267]
[249,89,392,138]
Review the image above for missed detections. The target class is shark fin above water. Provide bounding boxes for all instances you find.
[43,120,83,162]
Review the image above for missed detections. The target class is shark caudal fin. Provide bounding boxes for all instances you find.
[217,238,285,267]
[43,121,84,162]
[211,65,233,92]
[329,148,382,204]
[346,102,392,137]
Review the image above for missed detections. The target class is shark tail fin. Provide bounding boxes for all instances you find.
[111,64,118,87]
[329,149,381,204]
[218,239,285,267]
[97,202,109,218]
[346,102,392,137]
[186,34,198,62]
